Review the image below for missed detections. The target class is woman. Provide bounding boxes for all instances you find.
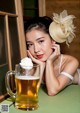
[25,10,80,96]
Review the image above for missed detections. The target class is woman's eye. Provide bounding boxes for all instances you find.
[27,44,33,48]
[39,40,44,44]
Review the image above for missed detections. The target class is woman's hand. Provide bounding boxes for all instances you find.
[46,43,61,64]
[27,50,45,82]
[27,50,45,66]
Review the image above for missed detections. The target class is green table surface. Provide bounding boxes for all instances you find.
[0,85,80,113]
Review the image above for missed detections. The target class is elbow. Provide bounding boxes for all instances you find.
[47,83,61,96]
[47,89,59,96]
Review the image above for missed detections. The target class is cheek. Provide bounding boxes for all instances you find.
[42,41,53,54]
[28,48,34,55]
[46,43,53,53]
[42,43,53,55]
[43,42,52,50]
[28,49,36,58]
[42,41,52,48]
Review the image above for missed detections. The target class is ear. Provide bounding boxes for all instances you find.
[51,40,56,45]
[51,40,55,48]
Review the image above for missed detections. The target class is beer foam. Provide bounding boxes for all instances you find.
[20,57,33,70]
[15,75,39,80]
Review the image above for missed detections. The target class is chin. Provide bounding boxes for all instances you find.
[38,58,47,62]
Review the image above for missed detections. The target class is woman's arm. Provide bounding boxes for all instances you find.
[45,55,79,96]
[27,50,45,83]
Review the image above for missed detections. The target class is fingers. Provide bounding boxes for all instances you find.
[52,44,61,56]
[27,50,33,58]
[27,50,36,62]
[27,50,44,65]
[47,44,61,62]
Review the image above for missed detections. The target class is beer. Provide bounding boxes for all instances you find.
[6,64,40,111]
[15,75,40,110]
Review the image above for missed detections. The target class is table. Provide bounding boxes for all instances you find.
[0,85,80,113]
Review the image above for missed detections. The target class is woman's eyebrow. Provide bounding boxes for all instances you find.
[26,41,32,43]
[26,37,45,43]
[36,37,44,41]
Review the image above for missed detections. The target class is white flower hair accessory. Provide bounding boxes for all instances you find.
[49,10,76,46]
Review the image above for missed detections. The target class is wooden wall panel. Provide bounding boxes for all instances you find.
[45,0,80,67]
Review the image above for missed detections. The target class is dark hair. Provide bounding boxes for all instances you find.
[24,16,52,34]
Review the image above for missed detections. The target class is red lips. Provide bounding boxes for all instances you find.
[36,54,44,59]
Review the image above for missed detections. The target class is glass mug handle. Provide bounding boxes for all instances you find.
[5,71,16,99]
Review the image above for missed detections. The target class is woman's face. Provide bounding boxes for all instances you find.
[26,29,54,62]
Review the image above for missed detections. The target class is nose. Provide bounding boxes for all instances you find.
[34,44,40,53]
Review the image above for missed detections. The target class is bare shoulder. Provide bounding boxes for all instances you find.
[62,54,79,72]
[63,54,79,64]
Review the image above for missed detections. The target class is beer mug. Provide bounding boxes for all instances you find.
[5,64,40,110]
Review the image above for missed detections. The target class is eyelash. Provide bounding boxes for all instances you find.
[27,40,44,49]
[38,40,44,43]
[26,43,32,50]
